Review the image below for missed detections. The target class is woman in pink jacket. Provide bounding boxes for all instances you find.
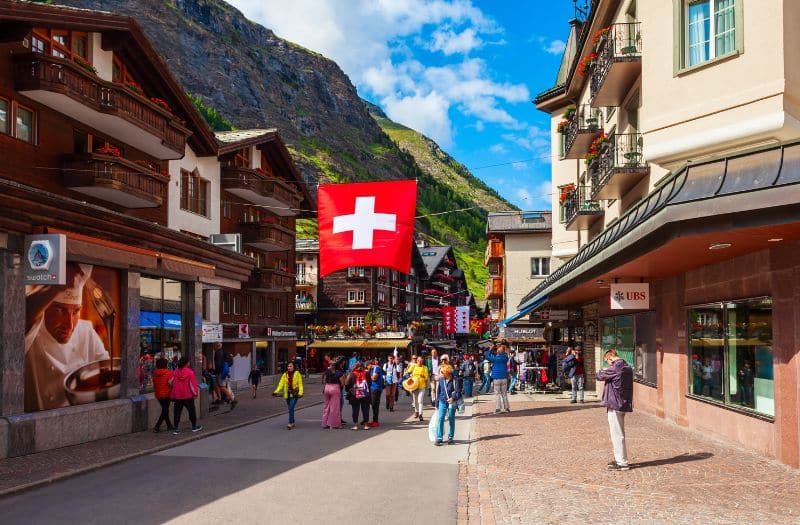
[170,357,202,435]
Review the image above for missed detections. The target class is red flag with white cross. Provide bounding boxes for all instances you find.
[318,180,417,277]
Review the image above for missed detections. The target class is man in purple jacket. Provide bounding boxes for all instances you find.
[596,348,633,471]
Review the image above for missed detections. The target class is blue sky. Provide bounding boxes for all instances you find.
[224,1,576,210]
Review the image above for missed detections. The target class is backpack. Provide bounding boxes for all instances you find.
[221,361,230,380]
[354,377,369,399]
[465,361,475,376]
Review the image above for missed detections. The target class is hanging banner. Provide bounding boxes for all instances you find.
[442,306,456,335]
[238,324,250,338]
[455,306,470,334]
[610,283,650,310]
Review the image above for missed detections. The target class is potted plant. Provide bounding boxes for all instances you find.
[559,184,576,204]
[578,53,598,76]
[592,27,611,52]
[96,144,121,157]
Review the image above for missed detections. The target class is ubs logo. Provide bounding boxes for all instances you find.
[28,240,53,271]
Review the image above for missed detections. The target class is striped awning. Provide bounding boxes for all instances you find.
[309,340,365,349]
[361,339,411,349]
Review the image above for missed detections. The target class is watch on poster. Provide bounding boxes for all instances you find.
[317,180,417,277]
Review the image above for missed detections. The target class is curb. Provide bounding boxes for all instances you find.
[0,400,323,499]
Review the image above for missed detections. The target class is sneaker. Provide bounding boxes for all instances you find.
[447,438,454,445]
[362,423,370,430]
[191,425,203,433]
[369,421,380,428]
[570,399,577,404]
[435,440,443,446]
[351,425,359,430]
[495,409,501,414]
[153,428,160,433]
[230,400,238,410]
[418,415,424,422]
[580,400,585,404]
[505,408,511,413]
[607,463,630,471]
[172,429,181,435]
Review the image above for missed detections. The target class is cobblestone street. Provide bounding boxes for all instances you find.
[460,393,800,525]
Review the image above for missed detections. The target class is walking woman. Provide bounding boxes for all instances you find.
[170,357,201,434]
[322,357,345,429]
[435,364,461,445]
[409,355,429,421]
[345,362,371,430]
[152,357,174,432]
[273,362,304,429]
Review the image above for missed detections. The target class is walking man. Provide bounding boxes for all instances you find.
[383,355,399,412]
[486,342,511,413]
[459,355,477,397]
[508,350,519,394]
[596,349,634,471]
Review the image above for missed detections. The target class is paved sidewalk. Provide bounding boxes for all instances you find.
[0,376,323,497]
[460,391,800,525]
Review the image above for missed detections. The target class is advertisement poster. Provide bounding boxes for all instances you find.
[24,262,121,412]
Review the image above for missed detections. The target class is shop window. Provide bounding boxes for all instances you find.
[180,169,209,217]
[139,276,185,392]
[601,315,634,369]
[634,311,657,385]
[0,98,8,134]
[688,297,773,417]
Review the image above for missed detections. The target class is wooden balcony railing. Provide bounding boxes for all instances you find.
[221,166,303,211]
[14,54,188,158]
[484,239,503,264]
[589,133,649,200]
[590,23,642,108]
[486,277,503,299]
[247,268,295,292]
[239,221,295,251]
[62,153,169,208]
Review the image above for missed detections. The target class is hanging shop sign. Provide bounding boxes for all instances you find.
[24,234,67,285]
[202,323,223,343]
[502,326,545,340]
[266,327,297,338]
[610,283,650,310]
[238,324,250,338]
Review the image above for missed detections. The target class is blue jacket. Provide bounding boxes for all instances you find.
[562,354,577,378]
[485,350,510,380]
[435,377,462,409]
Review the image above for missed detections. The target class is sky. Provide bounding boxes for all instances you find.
[223,0,577,210]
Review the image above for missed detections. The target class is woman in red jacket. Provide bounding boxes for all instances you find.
[152,357,174,433]
[170,357,202,435]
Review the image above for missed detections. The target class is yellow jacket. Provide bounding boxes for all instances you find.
[273,371,304,398]
[410,364,429,390]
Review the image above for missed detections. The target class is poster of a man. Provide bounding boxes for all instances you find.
[24,262,120,412]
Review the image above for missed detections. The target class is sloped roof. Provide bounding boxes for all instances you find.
[296,239,319,253]
[419,245,451,276]
[487,211,552,233]
[214,129,277,145]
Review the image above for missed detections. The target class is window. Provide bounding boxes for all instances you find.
[296,263,306,283]
[180,169,209,216]
[377,291,386,304]
[688,297,773,417]
[257,296,266,317]
[678,0,739,70]
[232,294,242,315]
[0,98,8,135]
[601,315,634,369]
[223,200,231,219]
[14,104,35,144]
[348,316,365,328]
[31,28,90,65]
[347,290,365,303]
[233,147,251,169]
[530,257,550,277]
[634,311,657,385]
[521,212,544,223]
[347,266,366,278]
[139,277,184,392]
[222,292,230,315]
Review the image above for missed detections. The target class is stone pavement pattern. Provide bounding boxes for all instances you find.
[0,378,323,495]
[460,394,800,525]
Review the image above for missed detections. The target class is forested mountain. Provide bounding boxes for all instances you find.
[56,0,518,299]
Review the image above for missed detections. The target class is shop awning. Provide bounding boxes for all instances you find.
[499,295,548,327]
[517,141,800,311]
[361,339,411,349]
[139,311,181,329]
[296,341,307,347]
[309,340,366,349]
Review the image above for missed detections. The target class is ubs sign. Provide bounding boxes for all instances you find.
[610,283,650,310]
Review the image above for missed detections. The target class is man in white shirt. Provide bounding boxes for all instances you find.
[24,263,109,411]
[429,348,440,405]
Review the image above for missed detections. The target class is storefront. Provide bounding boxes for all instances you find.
[515,143,800,467]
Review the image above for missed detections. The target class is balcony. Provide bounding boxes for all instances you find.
[62,153,168,208]
[486,277,503,299]
[239,221,295,251]
[561,104,604,159]
[561,185,603,231]
[484,239,503,264]
[295,301,315,312]
[221,167,302,216]
[296,276,317,287]
[589,133,649,200]
[14,54,188,159]
[590,23,642,108]
[247,268,295,292]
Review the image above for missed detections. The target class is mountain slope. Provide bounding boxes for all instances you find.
[56,0,517,299]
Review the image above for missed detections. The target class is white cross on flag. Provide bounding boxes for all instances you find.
[318,180,417,277]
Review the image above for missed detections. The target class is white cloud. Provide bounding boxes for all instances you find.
[474,121,485,132]
[516,188,533,202]
[501,125,551,163]
[224,0,528,148]
[513,180,552,209]
[429,27,482,55]
[489,143,506,154]
[511,161,528,170]
[544,39,566,55]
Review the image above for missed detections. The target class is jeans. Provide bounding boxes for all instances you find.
[370,388,382,422]
[607,409,628,466]
[479,375,491,394]
[436,402,456,441]
[493,378,509,411]
[463,378,474,397]
[286,396,298,424]
[173,398,197,428]
[155,397,173,430]
[385,383,397,409]
[509,373,518,393]
[351,396,370,423]
[571,374,585,401]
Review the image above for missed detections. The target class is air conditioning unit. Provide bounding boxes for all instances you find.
[209,233,242,253]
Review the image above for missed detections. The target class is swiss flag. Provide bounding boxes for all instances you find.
[318,180,417,277]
